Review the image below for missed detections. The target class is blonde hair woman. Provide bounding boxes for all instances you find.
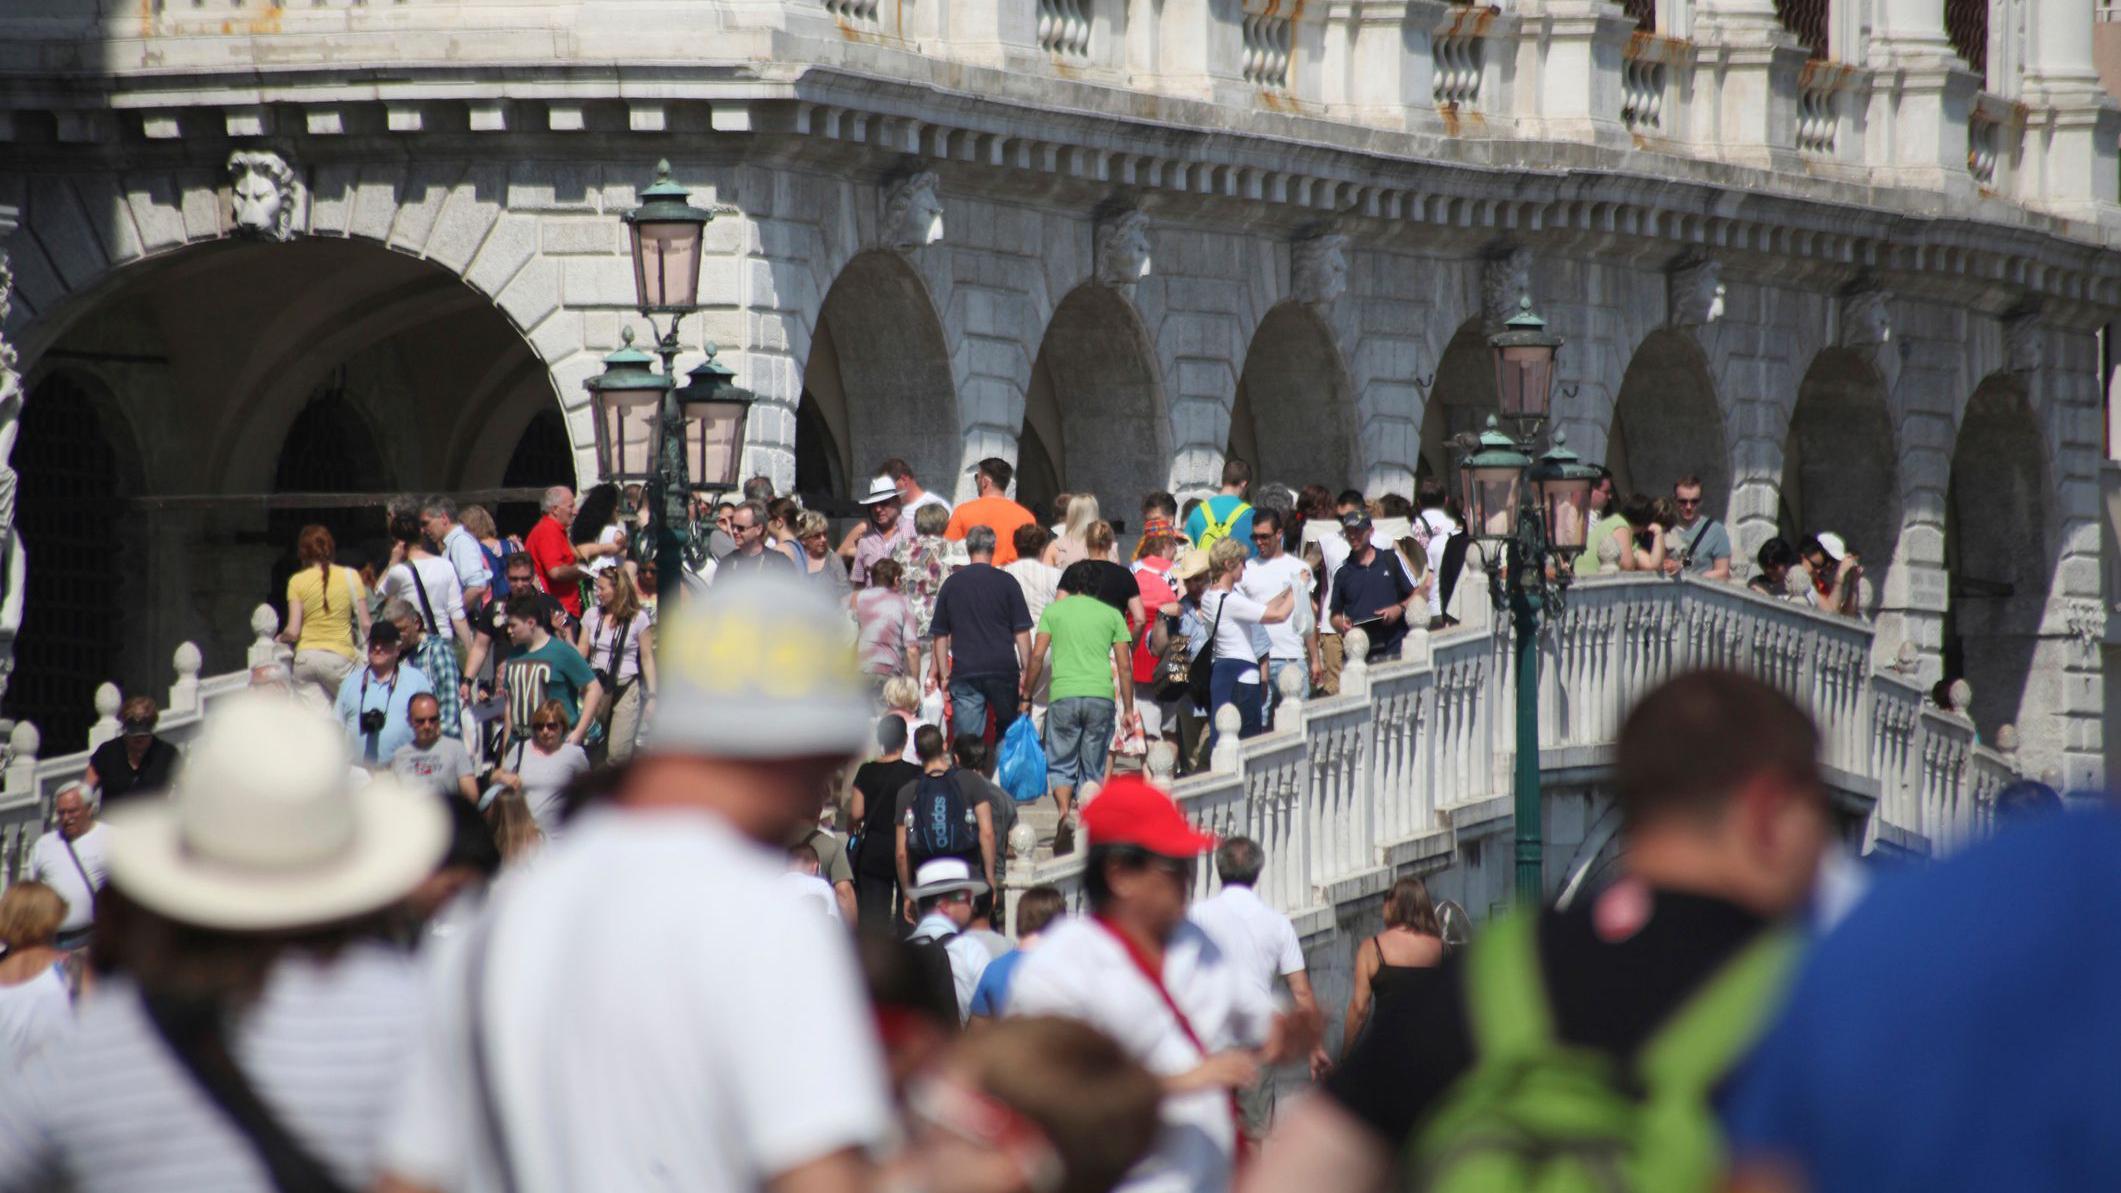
[491,698,591,838]
[881,674,928,764]
[576,567,656,764]
[794,508,853,601]
[1202,536,1294,750]
[1052,493,1107,567]
[0,881,77,1067]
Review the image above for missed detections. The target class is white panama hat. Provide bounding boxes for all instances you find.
[908,856,989,901]
[859,475,902,505]
[102,692,449,932]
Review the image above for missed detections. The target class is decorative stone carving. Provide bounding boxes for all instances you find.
[1840,287,1892,347]
[1095,210,1152,288]
[1482,246,1533,331]
[227,150,299,240]
[1669,256,1725,326]
[0,250,23,704]
[1291,232,1348,309]
[2004,308,2043,373]
[881,170,944,251]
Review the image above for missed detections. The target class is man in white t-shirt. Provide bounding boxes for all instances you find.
[1238,509,1318,725]
[379,572,890,1193]
[27,784,107,950]
[1008,776,1318,1193]
[1187,836,1327,1130]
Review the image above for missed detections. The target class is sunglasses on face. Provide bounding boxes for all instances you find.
[410,715,441,726]
[1676,497,1701,508]
[532,721,564,731]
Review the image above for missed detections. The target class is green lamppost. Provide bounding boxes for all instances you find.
[584,161,757,602]
[1459,297,1600,905]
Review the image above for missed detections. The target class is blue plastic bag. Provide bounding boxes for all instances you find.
[998,715,1048,802]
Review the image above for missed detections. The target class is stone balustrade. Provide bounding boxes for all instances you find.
[1004,573,2014,933]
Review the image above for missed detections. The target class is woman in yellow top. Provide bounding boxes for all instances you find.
[278,524,373,703]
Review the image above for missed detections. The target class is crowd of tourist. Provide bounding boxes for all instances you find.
[0,449,2070,1193]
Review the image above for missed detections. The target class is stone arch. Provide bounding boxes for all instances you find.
[1024,284,1170,526]
[1607,329,1730,516]
[1418,319,1501,488]
[5,369,144,751]
[498,408,578,539]
[799,250,961,499]
[1944,373,2057,743]
[1779,347,1900,615]
[1227,302,1360,492]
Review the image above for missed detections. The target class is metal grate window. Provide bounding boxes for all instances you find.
[1946,0,1988,87]
[1774,0,1828,59]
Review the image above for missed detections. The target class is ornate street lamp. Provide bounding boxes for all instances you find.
[584,328,670,485]
[674,344,760,496]
[1462,293,1601,907]
[623,160,712,313]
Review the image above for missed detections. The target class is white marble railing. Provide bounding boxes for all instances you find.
[0,604,289,884]
[1006,574,2012,927]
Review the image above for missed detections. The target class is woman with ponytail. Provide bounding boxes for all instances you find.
[280,524,373,704]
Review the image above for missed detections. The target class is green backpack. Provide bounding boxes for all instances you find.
[1407,911,1796,1193]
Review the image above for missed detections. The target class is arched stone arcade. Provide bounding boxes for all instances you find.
[1227,302,1360,494]
[1607,329,1731,517]
[1021,284,1169,528]
[1780,347,1900,614]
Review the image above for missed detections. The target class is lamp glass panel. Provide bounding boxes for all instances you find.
[1470,467,1522,539]
[1541,476,1593,550]
[1495,344,1556,419]
[685,399,747,491]
[593,388,662,482]
[631,219,705,310]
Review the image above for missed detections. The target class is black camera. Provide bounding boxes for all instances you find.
[359,708,388,735]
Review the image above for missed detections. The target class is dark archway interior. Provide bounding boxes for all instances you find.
[1419,320,1499,489]
[1025,286,1167,525]
[1944,376,2054,742]
[803,252,960,498]
[1780,348,1899,614]
[1232,303,1357,491]
[499,408,576,540]
[1608,329,1729,517]
[9,373,135,751]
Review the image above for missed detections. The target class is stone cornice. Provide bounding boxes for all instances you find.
[1,57,2117,318]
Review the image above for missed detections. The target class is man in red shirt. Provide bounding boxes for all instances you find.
[524,484,586,620]
[944,457,1036,566]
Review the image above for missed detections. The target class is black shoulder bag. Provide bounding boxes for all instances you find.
[397,562,441,636]
[138,989,356,1193]
[1185,592,1226,709]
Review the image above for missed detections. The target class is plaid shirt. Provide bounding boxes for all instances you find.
[407,634,463,740]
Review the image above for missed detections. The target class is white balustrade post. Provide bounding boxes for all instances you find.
[5,722,39,799]
[1146,740,1179,783]
[1274,664,1306,732]
[2015,0,2121,215]
[1341,628,1371,698]
[86,684,122,752]
[1209,706,1243,773]
[1865,0,1982,190]
[1398,623,1431,667]
[247,603,288,670]
[169,642,203,718]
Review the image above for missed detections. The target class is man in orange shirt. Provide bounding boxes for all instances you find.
[944,457,1036,566]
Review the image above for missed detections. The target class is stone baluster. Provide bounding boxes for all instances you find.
[1275,664,1306,732]
[86,683,123,752]
[5,721,38,801]
[1208,706,1243,773]
[168,642,203,718]
[1340,628,1370,698]
[247,603,288,670]
[1146,739,1179,782]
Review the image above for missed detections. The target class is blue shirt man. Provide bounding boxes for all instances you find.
[1328,511,1416,661]
[333,622,434,763]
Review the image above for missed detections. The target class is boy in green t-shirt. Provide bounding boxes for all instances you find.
[1024,589,1135,833]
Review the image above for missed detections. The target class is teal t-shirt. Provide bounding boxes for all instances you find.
[1037,594,1132,702]
[502,635,598,737]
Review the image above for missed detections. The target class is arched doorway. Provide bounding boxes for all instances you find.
[1944,375,2054,742]
[15,237,563,686]
[1418,320,1501,490]
[499,408,577,540]
[1022,285,1167,526]
[797,252,959,502]
[1780,349,1898,612]
[7,373,137,751]
[1608,330,1729,514]
[1229,303,1357,491]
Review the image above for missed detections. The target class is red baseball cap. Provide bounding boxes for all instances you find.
[1082,775,1217,858]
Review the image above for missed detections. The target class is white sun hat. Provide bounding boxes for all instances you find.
[101,692,449,932]
[858,475,902,505]
[1813,531,1849,562]
[907,856,989,901]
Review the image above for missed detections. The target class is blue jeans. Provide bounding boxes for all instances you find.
[950,672,1021,743]
[1207,658,1265,754]
[1045,696,1116,790]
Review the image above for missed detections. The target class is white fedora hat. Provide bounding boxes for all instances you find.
[102,692,449,932]
[908,856,989,901]
[858,475,902,505]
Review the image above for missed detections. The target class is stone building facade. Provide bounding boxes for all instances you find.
[0,0,2116,782]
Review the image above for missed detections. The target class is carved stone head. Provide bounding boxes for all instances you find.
[1669,257,1725,327]
[2004,308,2043,374]
[882,170,944,251]
[1482,246,1533,331]
[1292,233,1349,309]
[227,150,297,241]
[1840,287,1891,348]
[1095,210,1152,288]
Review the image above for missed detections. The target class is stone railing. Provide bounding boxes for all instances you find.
[0,604,290,884]
[1005,574,2010,929]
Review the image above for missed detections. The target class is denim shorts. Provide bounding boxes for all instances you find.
[1045,696,1116,790]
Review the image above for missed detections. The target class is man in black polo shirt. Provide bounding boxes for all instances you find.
[928,525,1033,755]
[1327,510,1415,662]
[1241,671,1832,1193]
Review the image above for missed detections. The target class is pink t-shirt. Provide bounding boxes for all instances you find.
[852,587,921,677]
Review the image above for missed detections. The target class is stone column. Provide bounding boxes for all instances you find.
[1863,0,1983,191]
[2018,0,2121,216]
[1688,0,1809,167]
[1510,0,1636,145]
